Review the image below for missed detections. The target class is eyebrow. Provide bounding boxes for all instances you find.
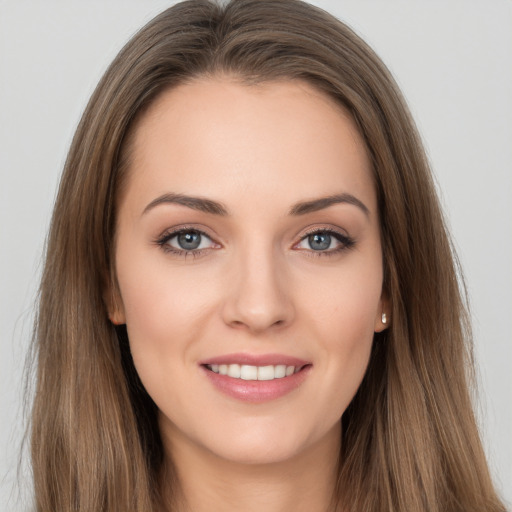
[142,192,369,217]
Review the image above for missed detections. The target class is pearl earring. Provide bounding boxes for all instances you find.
[381,313,387,324]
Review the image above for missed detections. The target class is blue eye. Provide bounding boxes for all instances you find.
[156,227,354,259]
[296,229,354,257]
[173,230,206,250]
[308,232,333,251]
[156,228,215,258]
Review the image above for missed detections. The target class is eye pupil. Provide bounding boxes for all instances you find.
[178,231,201,250]
[309,233,331,251]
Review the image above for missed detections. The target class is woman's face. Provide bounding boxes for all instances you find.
[111,78,387,465]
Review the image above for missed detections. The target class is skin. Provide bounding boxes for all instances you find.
[110,77,388,512]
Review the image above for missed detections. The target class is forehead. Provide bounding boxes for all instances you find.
[124,77,376,218]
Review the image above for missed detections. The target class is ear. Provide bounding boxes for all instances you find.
[103,276,126,326]
[374,293,390,333]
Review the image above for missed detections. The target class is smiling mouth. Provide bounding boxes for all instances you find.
[204,363,306,381]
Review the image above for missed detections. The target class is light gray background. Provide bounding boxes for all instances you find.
[1,1,511,509]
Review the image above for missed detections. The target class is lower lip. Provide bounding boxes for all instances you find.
[201,365,312,403]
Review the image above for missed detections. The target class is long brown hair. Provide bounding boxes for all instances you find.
[30,1,506,510]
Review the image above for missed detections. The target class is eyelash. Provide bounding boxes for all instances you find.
[155,225,355,260]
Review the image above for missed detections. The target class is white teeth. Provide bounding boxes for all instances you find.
[227,364,241,378]
[257,365,274,381]
[207,363,301,381]
[274,365,286,378]
[240,365,258,380]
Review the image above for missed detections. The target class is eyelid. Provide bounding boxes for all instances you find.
[156,224,217,243]
[297,224,350,242]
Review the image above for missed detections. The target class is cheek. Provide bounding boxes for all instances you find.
[304,254,382,340]
[115,256,216,418]
[302,256,382,407]
[117,233,215,319]
[117,261,210,356]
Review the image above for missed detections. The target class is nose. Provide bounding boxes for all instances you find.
[221,241,295,334]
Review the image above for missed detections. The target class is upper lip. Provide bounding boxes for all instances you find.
[199,353,311,367]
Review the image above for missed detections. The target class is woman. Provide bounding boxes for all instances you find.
[29,0,507,511]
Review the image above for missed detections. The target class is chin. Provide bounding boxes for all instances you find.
[208,437,303,466]
[197,419,322,467]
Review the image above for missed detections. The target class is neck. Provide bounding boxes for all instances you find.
[160,422,341,512]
